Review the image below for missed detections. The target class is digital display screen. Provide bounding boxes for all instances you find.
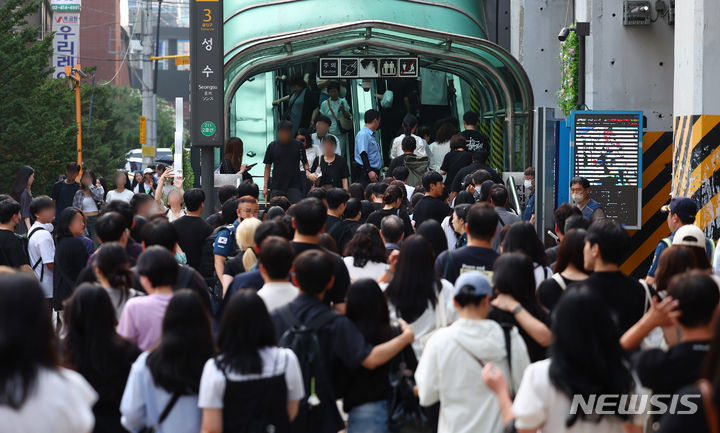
[572,112,642,229]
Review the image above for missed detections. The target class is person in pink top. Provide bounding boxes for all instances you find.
[117,246,178,351]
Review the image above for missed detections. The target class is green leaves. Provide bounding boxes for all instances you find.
[557,28,579,117]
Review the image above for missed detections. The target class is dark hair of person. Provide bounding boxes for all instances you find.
[554,229,588,274]
[401,135,416,152]
[434,122,458,144]
[383,184,404,206]
[380,214,404,244]
[254,219,293,249]
[655,246,697,294]
[454,284,488,307]
[471,149,490,163]
[372,182,389,198]
[489,184,508,206]
[141,217,179,251]
[10,165,34,202]
[455,191,475,206]
[293,250,334,295]
[325,80,340,92]
[0,198,21,224]
[471,169,491,186]
[216,290,275,375]
[296,128,313,149]
[478,180,495,202]
[667,271,720,328]
[264,206,285,221]
[220,197,241,225]
[136,246,179,287]
[449,134,467,150]
[306,187,327,202]
[258,236,295,280]
[322,135,337,148]
[292,198,327,235]
[386,235,439,323]
[495,225,512,249]
[287,74,306,89]
[392,166,410,182]
[0,274,57,409]
[326,188,350,210]
[554,204,582,235]
[344,224,387,267]
[417,125,432,140]
[465,203,498,240]
[684,245,712,271]
[363,183,375,200]
[401,114,418,136]
[453,203,472,223]
[183,188,205,212]
[348,183,364,201]
[316,114,332,127]
[493,253,544,316]
[549,287,634,426]
[237,181,260,200]
[463,111,480,126]
[66,162,81,173]
[56,207,84,240]
[95,211,126,243]
[224,137,244,172]
[29,195,53,219]
[94,243,134,302]
[410,192,424,209]
[277,120,294,132]
[318,233,339,254]
[343,198,362,219]
[268,195,291,211]
[61,284,138,401]
[502,222,549,266]
[129,193,154,212]
[364,109,380,124]
[524,166,535,177]
[147,290,215,394]
[218,184,239,205]
[416,219,448,258]
[101,200,135,230]
[564,214,590,232]
[421,171,444,191]
[346,279,392,345]
[79,170,97,193]
[585,219,629,265]
[570,176,590,189]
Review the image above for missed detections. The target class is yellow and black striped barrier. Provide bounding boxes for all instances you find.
[490,119,504,172]
[620,131,673,278]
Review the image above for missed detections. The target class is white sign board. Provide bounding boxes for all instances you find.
[52,13,80,78]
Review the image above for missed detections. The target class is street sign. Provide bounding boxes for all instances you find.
[190,0,224,147]
[175,57,190,66]
[51,0,81,12]
[319,57,419,79]
[139,116,146,144]
[52,12,80,78]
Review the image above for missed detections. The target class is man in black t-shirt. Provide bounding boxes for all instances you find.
[263,120,309,204]
[575,219,646,334]
[173,188,213,273]
[412,171,451,227]
[440,134,473,190]
[324,189,352,254]
[450,150,502,195]
[435,202,499,283]
[0,199,30,270]
[50,162,81,215]
[460,111,490,153]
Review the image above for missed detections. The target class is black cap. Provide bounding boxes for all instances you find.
[661,197,698,222]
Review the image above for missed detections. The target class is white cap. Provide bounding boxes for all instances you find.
[673,224,706,249]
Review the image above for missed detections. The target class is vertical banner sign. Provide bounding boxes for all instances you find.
[51,0,81,79]
[190,0,224,147]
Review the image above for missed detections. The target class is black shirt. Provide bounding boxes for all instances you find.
[440,150,473,188]
[291,242,350,306]
[536,275,585,311]
[263,139,308,190]
[51,180,80,214]
[461,129,490,152]
[223,253,246,278]
[0,230,29,268]
[54,237,90,309]
[387,154,409,176]
[412,195,451,227]
[450,162,503,192]
[435,245,499,283]
[325,215,352,255]
[633,340,712,395]
[173,215,213,273]
[344,220,362,237]
[218,158,253,182]
[656,384,710,433]
[318,155,349,188]
[488,306,551,362]
[570,271,646,334]
[366,208,414,238]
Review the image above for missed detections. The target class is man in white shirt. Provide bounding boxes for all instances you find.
[27,196,56,302]
[311,115,339,153]
[256,236,298,312]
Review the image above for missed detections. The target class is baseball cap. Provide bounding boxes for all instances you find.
[673,224,706,249]
[661,197,698,222]
[453,272,493,298]
[142,168,154,175]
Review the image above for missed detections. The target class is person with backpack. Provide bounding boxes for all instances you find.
[0,198,31,271]
[271,250,414,433]
[415,271,530,433]
[212,197,259,285]
[199,289,304,433]
[536,229,589,311]
[27,196,56,303]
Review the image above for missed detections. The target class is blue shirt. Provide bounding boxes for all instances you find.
[522,192,535,221]
[212,220,240,258]
[354,126,382,169]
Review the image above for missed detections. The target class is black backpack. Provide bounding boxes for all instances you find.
[276,305,339,432]
[27,226,48,280]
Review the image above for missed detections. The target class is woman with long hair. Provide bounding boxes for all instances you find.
[297,128,321,192]
[502,222,552,287]
[93,243,142,319]
[106,170,134,204]
[10,165,34,234]
[654,245,697,295]
[427,121,457,172]
[221,217,262,293]
[0,273,97,432]
[416,219,449,259]
[366,184,414,238]
[489,253,551,362]
[537,229,589,311]
[390,113,427,158]
[73,170,104,246]
[53,207,90,312]
[62,284,141,433]
[343,224,388,281]
[121,290,216,433]
[219,137,252,181]
[441,202,472,252]
[131,171,143,192]
[384,234,456,357]
[199,290,304,433]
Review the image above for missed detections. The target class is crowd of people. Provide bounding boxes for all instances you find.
[1,108,719,433]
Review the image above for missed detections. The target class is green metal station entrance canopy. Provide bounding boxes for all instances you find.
[223,0,534,171]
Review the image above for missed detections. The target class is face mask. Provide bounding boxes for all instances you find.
[523,179,532,189]
[572,193,585,203]
[175,252,187,265]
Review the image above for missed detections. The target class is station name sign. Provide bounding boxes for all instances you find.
[319,57,419,79]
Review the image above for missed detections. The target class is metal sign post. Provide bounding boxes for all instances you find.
[190,0,224,215]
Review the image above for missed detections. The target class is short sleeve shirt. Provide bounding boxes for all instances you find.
[318,155,349,188]
[354,126,382,169]
[0,230,29,268]
[263,140,307,190]
[212,220,240,258]
[28,222,55,298]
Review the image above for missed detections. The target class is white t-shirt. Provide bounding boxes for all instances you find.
[390,134,427,159]
[342,257,388,281]
[81,196,99,213]
[106,189,134,203]
[198,347,305,409]
[513,359,631,433]
[427,141,450,172]
[0,367,97,433]
[533,263,553,288]
[257,282,298,312]
[405,184,416,202]
[27,222,55,298]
